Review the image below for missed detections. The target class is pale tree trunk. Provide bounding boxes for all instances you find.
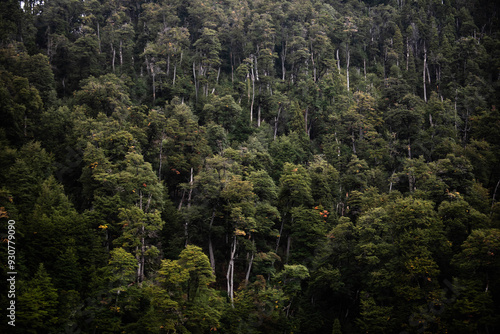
[363,58,367,80]
[152,71,156,102]
[119,40,123,68]
[281,41,287,81]
[336,49,341,74]
[346,44,350,92]
[208,208,216,274]
[166,54,170,76]
[97,22,101,54]
[311,48,317,82]
[423,44,427,102]
[112,43,116,72]
[250,61,255,124]
[274,104,282,140]
[226,235,237,306]
[245,239,255,282]
[158,132,164,180]
[183,168,194,246]
[406,38,410,71]
[257,105,261,127]
[193,61,198,101]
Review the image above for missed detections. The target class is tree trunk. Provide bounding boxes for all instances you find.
[166,53,170,76]
[112,43,116,72]
[257,105,261,127]
[281,41,287,81]
[119,40,123,68]
[285,235,291,264]
[97,22,101,54]
[274,104,282,140]
[250,62,255,124]
[311,48,316,82]
[423,44,427,102]
[346,44,350,92]
[226,235,237,306]
[193,61,198,101]
[336,49,341,74]
[245,242,255,282]
[208,208,216,274]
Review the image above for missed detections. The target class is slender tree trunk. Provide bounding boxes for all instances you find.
[97,22,101,54]
[406,38,409,71]
[311,49,316,82]
[183,168,194,246]
[208,208,216,273]
[281,41,287,81]
[285,235,291,264]
[152,71,156,102]
[335,132,341,157]
[336,49,341,73]
[491,178,500,216]
[193,61,198,101]
[363,58,367,79]
[346,44,350,92]
[226,235,237,306]
[245,241,255,282]
[112,43,116,72]
[250,62,255,124]
[139,230,145,286]
[257,105,261,127]
[423,44,427,102]
[158,132,164,180]
[275,217,285,253]
[166,54,170,76]
[230,50,234,83]
[351,129,356,154]
[119,40,123,68]
[274,104,282,140]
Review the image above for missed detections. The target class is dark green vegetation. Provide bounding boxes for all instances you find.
[1,0,500,333]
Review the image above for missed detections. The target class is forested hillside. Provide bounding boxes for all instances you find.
[1,0,500,333]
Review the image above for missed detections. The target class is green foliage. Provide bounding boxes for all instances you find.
[17,264,59,334]
[2,0,500,333]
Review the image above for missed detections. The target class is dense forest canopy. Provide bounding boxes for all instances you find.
[1,0,500,333]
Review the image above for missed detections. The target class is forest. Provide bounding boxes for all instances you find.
[1,0,500,333]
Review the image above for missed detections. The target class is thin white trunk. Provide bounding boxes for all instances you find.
[208,209,216,274]
[112,43,116,72]
[257,105,261,127]
[119,40,123,67]
[193,61,198,100]
[336,49,341,74]
[274,105,282,140]
[167,54,170,76]
[281,41,287,80]
[245,244,254,282]
[423,45,427,102]
[226,236,237,306]
[346,45,350,92]
[250,63,255,124]
[97,22,101,54]
[311,49,316,82]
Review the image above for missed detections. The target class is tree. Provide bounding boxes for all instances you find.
[73,73,131,117]
[152,245,223,333]
[0,71,43,145]
[17,264,59,334]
